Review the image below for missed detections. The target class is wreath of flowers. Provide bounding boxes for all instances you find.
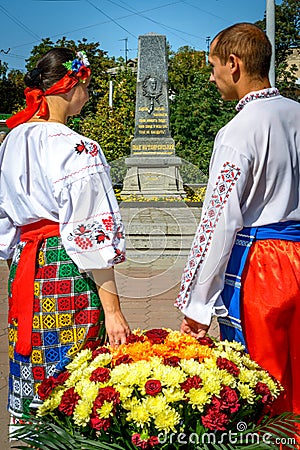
[63,50,90,73]
[34,328,284,449]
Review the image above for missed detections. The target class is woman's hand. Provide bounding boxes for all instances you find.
[93,268,131,347]
[104,309,131,347]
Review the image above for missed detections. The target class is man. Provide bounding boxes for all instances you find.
[175,23,300,415]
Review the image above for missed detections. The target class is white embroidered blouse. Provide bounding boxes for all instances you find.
[175,89,300,325]
[0,122,125,271]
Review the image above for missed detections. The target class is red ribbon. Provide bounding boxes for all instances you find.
[6,66,91,129]
[10,220,60,356]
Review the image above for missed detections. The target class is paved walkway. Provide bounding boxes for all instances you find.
[0,207,220,448]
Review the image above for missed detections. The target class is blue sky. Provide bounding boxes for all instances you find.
[1,0,281,72]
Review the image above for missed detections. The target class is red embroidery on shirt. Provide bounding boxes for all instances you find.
[68,217,125,252]
[175,162,241,309]
[74,140,99,157]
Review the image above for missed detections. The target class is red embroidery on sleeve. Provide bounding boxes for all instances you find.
[175,162,241,309]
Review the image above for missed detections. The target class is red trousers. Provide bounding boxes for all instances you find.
[241,239,300,415]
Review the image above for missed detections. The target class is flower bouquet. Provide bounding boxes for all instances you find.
[11,329,300,449]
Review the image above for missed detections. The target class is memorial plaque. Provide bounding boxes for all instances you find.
[121,33,185,198]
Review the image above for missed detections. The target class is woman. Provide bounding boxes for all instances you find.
[0,48,130,421]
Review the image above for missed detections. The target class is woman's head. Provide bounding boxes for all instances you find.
[7,48,91,128]
[24,48,75,91]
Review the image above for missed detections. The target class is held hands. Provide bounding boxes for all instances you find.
[180,316,210,339]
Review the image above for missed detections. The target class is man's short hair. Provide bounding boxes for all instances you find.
[211,23,272,79]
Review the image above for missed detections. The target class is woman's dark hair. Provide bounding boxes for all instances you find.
[24,48,74,91]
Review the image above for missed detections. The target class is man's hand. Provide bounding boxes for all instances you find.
[180,316,210,339]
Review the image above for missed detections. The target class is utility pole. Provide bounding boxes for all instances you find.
[120,37,129,65]
[206,36,211,64]
[266,0,276,86]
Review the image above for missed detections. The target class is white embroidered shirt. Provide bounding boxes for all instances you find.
[175,90,300,324]
[0,122,125,271]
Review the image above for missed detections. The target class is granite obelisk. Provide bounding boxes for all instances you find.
[121,33,185,198]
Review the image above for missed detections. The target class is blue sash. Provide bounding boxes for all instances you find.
[218,221,300,351]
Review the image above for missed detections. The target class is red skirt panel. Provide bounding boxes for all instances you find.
[241,239,300,415]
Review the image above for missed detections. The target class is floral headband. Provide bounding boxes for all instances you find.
[63,50,90,76]
[6,50,91,129]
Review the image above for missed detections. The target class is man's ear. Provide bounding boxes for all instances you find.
[228,54,240,74]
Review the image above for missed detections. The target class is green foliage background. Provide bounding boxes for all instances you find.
[1,0,299,175]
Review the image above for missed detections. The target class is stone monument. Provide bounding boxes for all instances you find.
[121,33,185,198]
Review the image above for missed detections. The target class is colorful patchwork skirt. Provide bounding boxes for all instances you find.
[8,235,105,419]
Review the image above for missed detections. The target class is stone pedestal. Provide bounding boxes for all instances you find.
[121,33,185,198]
[122,156,184,198]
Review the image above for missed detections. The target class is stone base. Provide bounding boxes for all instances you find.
[121,156,186,198]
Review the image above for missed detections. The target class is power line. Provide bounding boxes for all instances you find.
[86,0,137,39]
[180,0,229,24]
[0,5,41,41]
[103,0,206,45]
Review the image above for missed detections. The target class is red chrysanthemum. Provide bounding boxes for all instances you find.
[115,354,133,366]
[145,328,169,344]
[37,376,57,400]
[92,346,111,359]
[217,356,240,377]
[132,433,160,449]
[201,398,229,431]
[90,415,111,431]
[58,387,80,416]
[55,371,70,386]
[93,386,120,410]
[180,375,202,393]
[163,356,180,367]
[90,367,110,383]
[220,385,240,413]
[126,333,145,344]
[197,336,215,348]
[254,382,273,404]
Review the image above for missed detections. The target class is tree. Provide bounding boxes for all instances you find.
[256,0,300,98]
[80,67,136,163]
[0,62,24,114]
[168,47,235,175]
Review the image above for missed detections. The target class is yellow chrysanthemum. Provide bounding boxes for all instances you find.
[201,375,222,395]
[75,379,99,401]
[90,352,112,368]
[65,363,90,388]
[37,390,64,416]
[187,388,212,412]
[73,399,93,426]
[97,400,114,418]
[179,359,202,376]
[110,360,151,387]
[151,365,186,388]
[217,371,236,388]
[126,403,151,427]
[237,382,256,404]
[258,372,283,396]
[115,385,134,402]
[66,349,92,371]
[162,387,186,403]
[143,395,168,416]
[154,406,181,432]
[238,368,259,386]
